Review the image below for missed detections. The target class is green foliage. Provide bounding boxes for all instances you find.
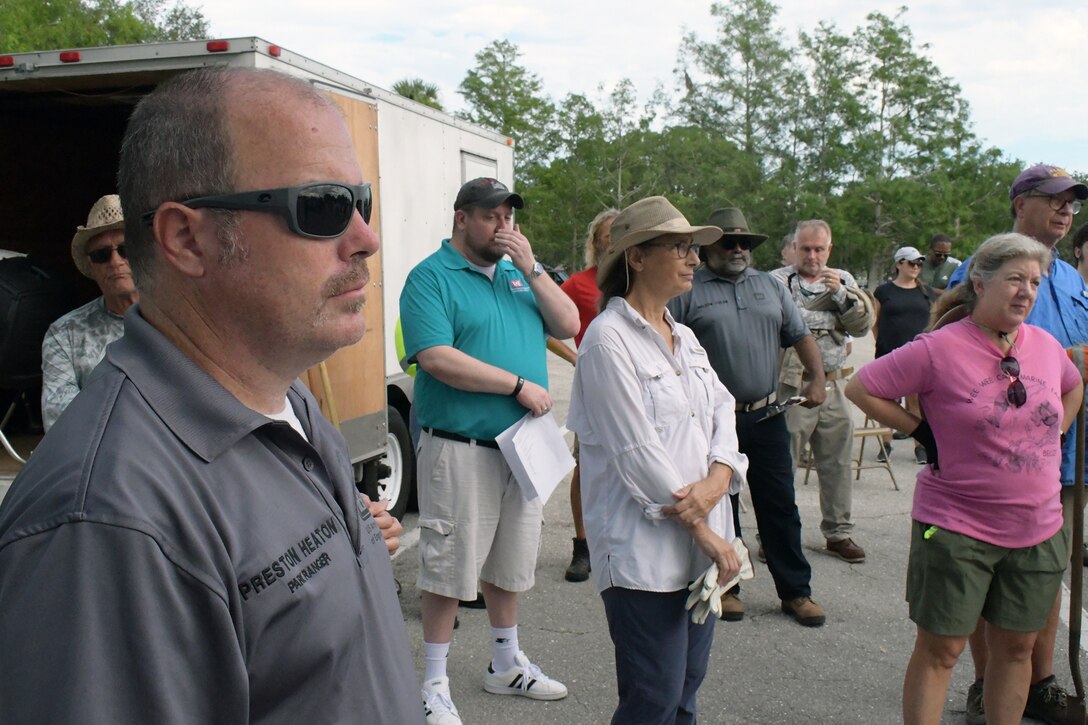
[676,0,796,161]
[445,6,1039,279]
[509,1,1016,282]
[392,78,442,110]
[457,39,555,174]
[0,0,209,52]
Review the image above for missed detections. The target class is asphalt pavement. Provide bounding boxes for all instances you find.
[391,334,1086,725]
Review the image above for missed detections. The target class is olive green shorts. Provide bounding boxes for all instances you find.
[905,519,1069,636]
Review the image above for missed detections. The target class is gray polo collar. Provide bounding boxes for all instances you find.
[696,265,757,284]
[107,305,309,463]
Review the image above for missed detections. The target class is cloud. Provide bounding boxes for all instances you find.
[198,0,1088,170]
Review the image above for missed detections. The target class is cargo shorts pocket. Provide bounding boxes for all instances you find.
[419,517,457,584]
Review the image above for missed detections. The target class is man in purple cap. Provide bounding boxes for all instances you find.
[401,178,579,724]
[948,164,1088,725]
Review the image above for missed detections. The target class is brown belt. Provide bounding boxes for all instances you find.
[803,366,854,382]
[736,394,775,413]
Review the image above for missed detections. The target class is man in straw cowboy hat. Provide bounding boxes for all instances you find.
[771,219,875,564]
[669,207,828,627]
[40,194,138,430]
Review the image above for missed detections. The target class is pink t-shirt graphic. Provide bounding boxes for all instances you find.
[859,319,1080,548]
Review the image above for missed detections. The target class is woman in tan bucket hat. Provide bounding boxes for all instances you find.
[566,196,750,723]
[41,194,138,430]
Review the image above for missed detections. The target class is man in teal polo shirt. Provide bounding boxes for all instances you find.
[401,178,579,725]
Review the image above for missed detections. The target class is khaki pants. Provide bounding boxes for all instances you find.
[779,377,854,542]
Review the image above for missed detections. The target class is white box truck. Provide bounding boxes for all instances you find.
[0,37,516,518]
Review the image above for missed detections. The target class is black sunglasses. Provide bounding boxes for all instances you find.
[144,182,372,239]
[718,238,751,251]
[1000,354,1027,408]
[87,244,126,264]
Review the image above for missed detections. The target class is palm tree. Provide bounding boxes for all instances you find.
[392,78,442,111]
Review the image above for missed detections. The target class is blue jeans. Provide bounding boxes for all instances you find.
[601,587,715,725]
[733,409,812,600]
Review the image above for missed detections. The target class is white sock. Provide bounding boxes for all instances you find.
[490,625,519,672]
[423,640,450,683]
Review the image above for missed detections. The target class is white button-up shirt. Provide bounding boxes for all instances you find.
[567,297,748,594]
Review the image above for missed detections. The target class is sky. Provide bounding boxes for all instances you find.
[195,0,1087,174]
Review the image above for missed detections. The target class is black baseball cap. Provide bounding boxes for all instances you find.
[454,177,525,211]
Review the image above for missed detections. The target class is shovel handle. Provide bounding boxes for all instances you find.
[1068,346,1086,704]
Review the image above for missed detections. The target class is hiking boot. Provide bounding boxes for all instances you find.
[876,442,891,463]
[484,651,568,701]
[965,678,985,725]
[422,676,463,725]
[564,537,591,582]
[826,538,866,563]
[914,445,927,465]
[781,597,826,627]
[1024,674,1068,725]
[719,593,744,622]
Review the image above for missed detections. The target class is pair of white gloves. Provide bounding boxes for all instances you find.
[685,538,755,624]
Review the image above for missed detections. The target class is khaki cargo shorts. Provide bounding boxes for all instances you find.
[416,431,543,601]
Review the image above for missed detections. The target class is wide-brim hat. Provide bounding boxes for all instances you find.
[706,207,768,249]
[71,194,125,277]
[597,196,723,285]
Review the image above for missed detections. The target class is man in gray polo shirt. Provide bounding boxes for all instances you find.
[0,68,424,723]
[669,208,828,627]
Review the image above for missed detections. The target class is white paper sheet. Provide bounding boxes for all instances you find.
[495,411,575,503]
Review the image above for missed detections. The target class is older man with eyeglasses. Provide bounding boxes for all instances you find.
[40,194,139,430]
[947,163,1088,725]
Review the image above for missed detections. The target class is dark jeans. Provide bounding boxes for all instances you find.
[731,410,812,600]
[601,587,715,725]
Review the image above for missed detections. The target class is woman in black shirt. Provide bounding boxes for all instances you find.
[873,246,933,463]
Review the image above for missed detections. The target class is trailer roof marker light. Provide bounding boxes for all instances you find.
[206,41,230,53]
[268,45,282,57]
[0,56,14,68]
[59,51,81,63]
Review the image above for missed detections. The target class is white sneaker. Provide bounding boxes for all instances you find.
[422,676,462,725]
[483,650,568,701]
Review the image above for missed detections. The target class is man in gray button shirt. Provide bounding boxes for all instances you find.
[0,68,424,724]
[669,208,828,627]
